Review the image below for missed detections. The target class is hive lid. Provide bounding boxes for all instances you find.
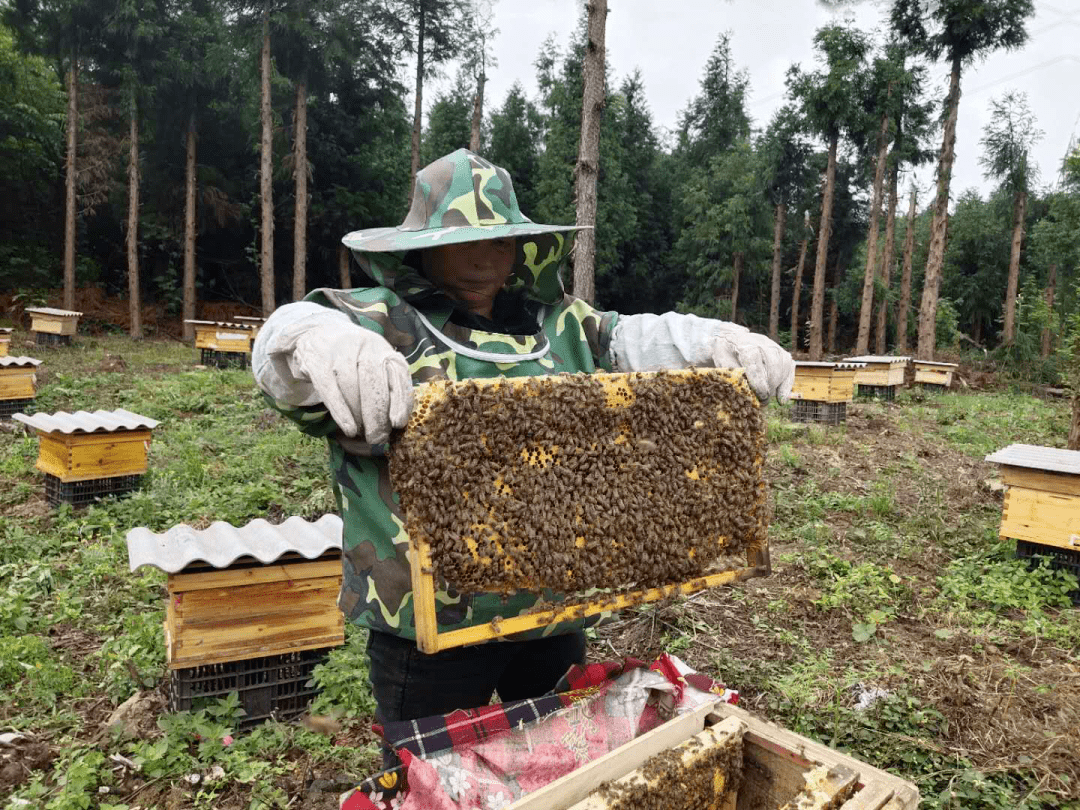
[844,355,910,364]
[985,444,1080,475]
[233,316,265,323]
[796,361,867,369]
[125,514,344,573]
[25,307,83,317]
[913,360,958,368]
[0,328,13,335]
[12,408,159,434]
[184,319,256,330]
[0,356,42,368]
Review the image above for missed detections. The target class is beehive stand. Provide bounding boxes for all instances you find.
[25,307,82,346]
[185,320,255,368]
[986,443,1080,603]
[125,515,345,726]
[845,356,909,401]
[399,369,770,654]
[0,327,12,357]
[0,356,41,418]
[13,408,159,506]
[789,361,865,425]
[913,360,957,391]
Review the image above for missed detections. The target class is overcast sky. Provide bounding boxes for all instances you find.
[426,0,1079,206]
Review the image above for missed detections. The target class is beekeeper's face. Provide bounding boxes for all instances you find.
[422,238,517,318]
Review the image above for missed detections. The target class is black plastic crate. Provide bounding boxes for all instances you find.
[170,648,329,728]
[35,332,71,347]
[0,398,34,419]
[790,400,847,426]
[1016,540,1080,606]
[200,348,249,369]
[856,384,897,402]
[44,473,142,507]
[919,383,949,394]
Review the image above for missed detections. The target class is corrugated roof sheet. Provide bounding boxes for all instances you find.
[985,444,1080,475]
[25,307,83,317]
[0,357,41,368]
[0,328,12,334]
[913,360,958,368]
[795,361,867,369]
[126,514,344,573]
[13,408,159,434]
[845,355,911,364]
[184,319,256,330]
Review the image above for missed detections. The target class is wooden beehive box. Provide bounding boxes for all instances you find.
[0,328,12,357]
[234,315,265,338]
[845,356,909,388]
[395,368,770,654]
[508,700,919,810]
[913,360,957,388]
[125,515,345,668]
[791,361,864,403]
[25,306,82,336]
[13,408,159,482]
[185,319,255,353]
[0,356,41,401]
[986,444,1080,553]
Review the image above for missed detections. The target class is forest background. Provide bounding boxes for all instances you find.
[2,0,1080,379]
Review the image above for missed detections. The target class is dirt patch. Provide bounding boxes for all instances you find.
[48,623,101,661]
[0,735,55,791]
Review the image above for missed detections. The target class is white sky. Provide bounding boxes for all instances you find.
[427,0,1080,205]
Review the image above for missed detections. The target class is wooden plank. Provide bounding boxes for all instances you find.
[840,783,897,810]
[507,702,728,810]
[168,559,342,593]
[176,577,342,624]
[915,368,952,385]
[1000,486,1080,550]
[67,435,149,480]
[169,632,344,669]
[0,373,35,399]
[999,465,1080,497]
[34,434,70,478]
[792,374,833,401]
[411,537,441,654]
[855,367,891,386]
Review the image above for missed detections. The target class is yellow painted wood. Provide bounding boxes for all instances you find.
[193,324,253,352]
[168,558,342,593]
[30,314,78,335]
[1000,465,1080,498]
[0,369,35,399]
[34,429,152,482]
[792,368,856,403]
[999,486,1080,550]
[915,368,952,385]
[0,337,9,357]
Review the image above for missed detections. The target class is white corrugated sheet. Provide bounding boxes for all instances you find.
[845,355,911,364]
[126,514,344,573]
[12,408,159,434]
[25,307,83,317]
[184,319,256,330]
[0,357,41,368]
[913,360,958,369]
[0,328,12,334]
[985,444,1080,475]
[796,361,867,369]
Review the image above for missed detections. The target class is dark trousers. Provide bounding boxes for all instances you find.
[366,629,586,769]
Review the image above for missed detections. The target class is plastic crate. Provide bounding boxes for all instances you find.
[1016,540,1080,605]
[856,384,896,401]
[200,348,249,369]
[0,398,34,419]
[35,332,71,347]
[44,473,142,507]
[169,648,329,728]
[790,400,847,426]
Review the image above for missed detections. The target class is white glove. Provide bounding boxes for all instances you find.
[289,323,414,442]
[711,331,794,404]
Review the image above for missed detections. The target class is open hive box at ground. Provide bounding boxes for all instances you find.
[390,368,770,654]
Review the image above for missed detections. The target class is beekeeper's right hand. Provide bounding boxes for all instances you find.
[252,302,413,442]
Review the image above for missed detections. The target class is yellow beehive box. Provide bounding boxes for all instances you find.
[986,444,1080,553]
[0,328,12,357]
[185,320,255,353]
[0,356,41,401]
[791,361,863,403]
[234,315,265,339]
[913,360,957,387]
[13,408,159,482]
[845,355,909,387]
[126,515,345,668]
[25,306,82,336]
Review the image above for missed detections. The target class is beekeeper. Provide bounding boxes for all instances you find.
[253,149,793,761]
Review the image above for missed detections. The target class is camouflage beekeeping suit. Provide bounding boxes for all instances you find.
[264,149,618,641]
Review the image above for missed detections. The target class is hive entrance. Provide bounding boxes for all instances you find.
[390,369,770,652]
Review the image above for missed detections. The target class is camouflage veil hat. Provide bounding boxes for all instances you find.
[341,149,587,253]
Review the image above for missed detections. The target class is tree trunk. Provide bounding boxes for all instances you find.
[64,61,78,311]
[827,261,843,355]
[895,187,917,354]
[790,225,809,352]
[572,0,608,305]
[856,112,890,355]
[1042,263,1057,359]
[1070,394,1080,451]
[875,164,899,355]
[809,135,838,360]
[730,252,743,322]
[259,12,275,316]
[1001,188,1027,345]
[469,68,485,152]
[917,55,962,361]
[127,104,142,338]
[292,79,308,302]
[409,4,425,199]
[769,203,786,341]
[339,244,351,288]
[182,111,197,341]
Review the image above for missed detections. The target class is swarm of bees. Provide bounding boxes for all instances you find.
[389,369,767,596]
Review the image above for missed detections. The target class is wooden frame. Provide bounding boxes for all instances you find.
[185,320,255,353]
[26,307,81,336]
[913,360,957,387]
[404,369,770,654]
[35,428,152,482]
[164,552,345,668]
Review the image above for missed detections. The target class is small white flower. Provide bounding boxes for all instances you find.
[446,768,471,799]
[485,791,511,809]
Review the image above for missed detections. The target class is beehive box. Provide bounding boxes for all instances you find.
[185,319,255,367]
[125,515,345,669]
[25,307,82,345]
[391,368,770,654]
[845,355,909,400]
[234,315,265,338]
[986,444,1080,555]
[0,356,41,417]
[790,361,865,425]
[912,360,957,389]
[507,700,919,810]
[0,328,12,357]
